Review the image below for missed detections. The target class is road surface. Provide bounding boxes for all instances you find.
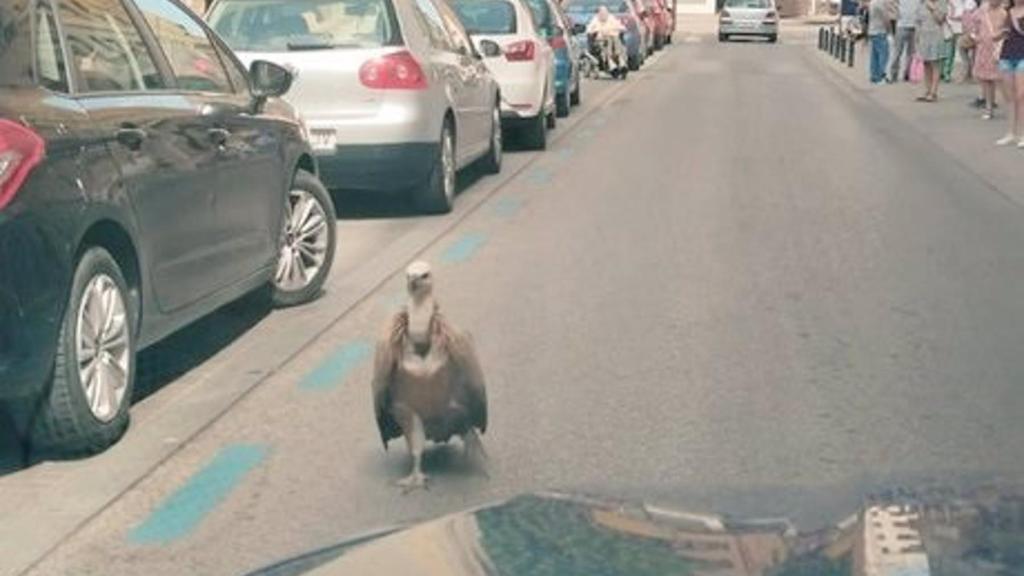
[2,20,1023,576]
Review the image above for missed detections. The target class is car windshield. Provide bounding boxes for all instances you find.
[207,0,397,51]
[564,0,630,14]
[449,0,517,34]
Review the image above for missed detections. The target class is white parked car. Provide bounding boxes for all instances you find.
[449,0,557,150]
[208,0,502,214]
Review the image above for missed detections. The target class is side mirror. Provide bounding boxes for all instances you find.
[249,60,293,111]
[478,39,503,57]
[572,22,587,34]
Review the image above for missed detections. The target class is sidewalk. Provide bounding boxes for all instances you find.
[811,36,1024,207]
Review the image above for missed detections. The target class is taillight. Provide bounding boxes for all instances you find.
[0,119,44,212]
[359,51,427,90]
[548,34,567,50]
[504,40,536,61]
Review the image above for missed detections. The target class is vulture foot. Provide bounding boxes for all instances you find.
[397,471,429,492]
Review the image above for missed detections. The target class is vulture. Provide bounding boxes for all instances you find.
[372,261,488,489]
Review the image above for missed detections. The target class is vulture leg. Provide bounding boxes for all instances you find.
[397,413,428,491]
[462,428,489,478]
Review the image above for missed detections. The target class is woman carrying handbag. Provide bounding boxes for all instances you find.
[995,0,1024,146]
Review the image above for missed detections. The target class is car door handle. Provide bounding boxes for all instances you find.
[115,127,147,151]
[207,127,231,147]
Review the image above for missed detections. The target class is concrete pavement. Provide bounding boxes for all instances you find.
[4,20,1024,576]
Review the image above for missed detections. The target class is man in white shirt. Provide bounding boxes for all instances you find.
[889,0,921,81]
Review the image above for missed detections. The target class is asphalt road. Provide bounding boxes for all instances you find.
[4,21,1024,576]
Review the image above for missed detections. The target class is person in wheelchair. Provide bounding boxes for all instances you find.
[586,6,628,77]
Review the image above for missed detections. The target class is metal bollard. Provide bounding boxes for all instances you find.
[848,38,855,67]
[819,27,826,51]
[839,35,846,61]
[828,28,836,56]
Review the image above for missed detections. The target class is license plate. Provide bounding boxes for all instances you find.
[310,129,336,152]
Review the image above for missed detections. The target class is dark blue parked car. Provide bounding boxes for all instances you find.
[0,0,336,454]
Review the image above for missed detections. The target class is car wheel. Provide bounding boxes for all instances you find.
[30,247,136,455]
[719,33,728,42]
[272,170,337,306]
[415,121,457,213]
[480,104,502,175]
[570,78,581,106]
[768,34,778,43]
[628,54,640,71]
[522,111,547,151]
[556,90,570,118]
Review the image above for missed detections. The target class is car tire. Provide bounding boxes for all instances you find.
[768,34,778,43]
[719,33,728,42]
[415,121,457,214]
[480,103,502,175]
[30,247,136,455]
[570,79,581,106]
[522,111,547,151]
[556,90,570,118]
[271,170,337,306]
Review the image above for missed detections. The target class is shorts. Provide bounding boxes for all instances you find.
[999,58,1024,73]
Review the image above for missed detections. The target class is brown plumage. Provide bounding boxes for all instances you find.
[372,261,487,489]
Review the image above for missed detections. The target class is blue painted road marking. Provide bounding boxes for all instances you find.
[527,167,553,185]
[441,232,487,263]
[300,341,373,391]
[492,197,523,217]
[129,444,267,545]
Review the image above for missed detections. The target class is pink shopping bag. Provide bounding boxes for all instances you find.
[909,55,924,83]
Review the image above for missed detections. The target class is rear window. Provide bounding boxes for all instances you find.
[564,0,630,14]
[449,0,517,34]
[725,0,770,7]
[208,0,399,52]
[0,0,33,88]
[523,0,553,30]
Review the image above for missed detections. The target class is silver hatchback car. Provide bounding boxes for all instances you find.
[208,0,503,213]
[718,0,779,43]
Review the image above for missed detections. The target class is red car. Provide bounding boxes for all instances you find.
[638,0,673,49]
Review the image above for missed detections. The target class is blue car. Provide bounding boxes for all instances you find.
[565,0,647,71]
[524,0,584,117]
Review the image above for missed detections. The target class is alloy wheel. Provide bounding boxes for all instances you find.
[75,274,130,423]
[275,188,330,292]
[442,128,455,203]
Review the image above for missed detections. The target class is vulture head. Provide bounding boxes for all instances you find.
[405,261,433,301]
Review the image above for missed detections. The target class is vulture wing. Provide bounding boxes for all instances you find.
[436,312,488,434]
[372,310,406,448]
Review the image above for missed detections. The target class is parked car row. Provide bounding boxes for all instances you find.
[0,0,673,454]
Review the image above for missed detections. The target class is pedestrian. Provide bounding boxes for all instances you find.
[891,0,922,81]
[996,0,1024,146]
[958,0,980,81]
[870,0,893,81]
[916,0,949,99]
[970,0,1006,118]
[942,0,974,80]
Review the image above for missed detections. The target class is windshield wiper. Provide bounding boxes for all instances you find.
[286,40,334,51]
